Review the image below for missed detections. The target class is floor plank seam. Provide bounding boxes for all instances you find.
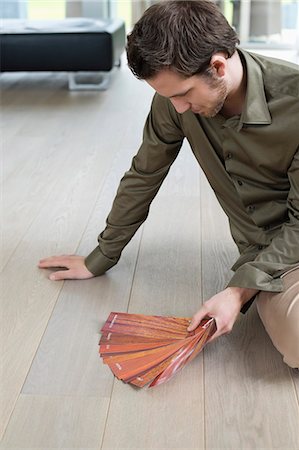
[203,348,207,450]
[72,146,129,259]
[2,121,81,272]
[99,377,116,450]
[1,200,50,273]
[199,172,207,450]
[92,192,145,449]
[0,282,65,441]
[289,368,299,410]
[20,279,66,386]
[125,224,145,314]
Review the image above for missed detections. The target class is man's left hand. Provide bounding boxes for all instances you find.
[187,287,259,341]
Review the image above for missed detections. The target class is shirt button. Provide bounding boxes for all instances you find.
[248,205,255,213]
[263,225,270,231]
[237,180,243,186]
[226,153,232,160]
[258,245,264,250]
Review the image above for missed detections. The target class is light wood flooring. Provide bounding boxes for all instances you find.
[1,50,299,450]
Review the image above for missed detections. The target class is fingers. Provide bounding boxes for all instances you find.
[188,314,222,342]
[39,254,94,280]
[49,270,75,281]
[38,255,72,269]
[187,309,208,332]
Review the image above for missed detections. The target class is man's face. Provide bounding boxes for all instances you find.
[147,69,228,117]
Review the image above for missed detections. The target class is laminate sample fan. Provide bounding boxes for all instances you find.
[99,312,216,388]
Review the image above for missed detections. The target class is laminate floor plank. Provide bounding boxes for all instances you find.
[1,73,67,153]
[200,175,299,450]
[292,371,299,403]
[0,394,109,450]
[101,144,206,450]
[0,72,62,110]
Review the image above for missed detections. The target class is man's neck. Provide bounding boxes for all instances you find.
[221,51,247,118]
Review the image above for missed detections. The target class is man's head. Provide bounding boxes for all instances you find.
[146,64,229,116]
[126,0,239,80]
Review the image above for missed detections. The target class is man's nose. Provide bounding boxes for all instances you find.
[170,98,191,114]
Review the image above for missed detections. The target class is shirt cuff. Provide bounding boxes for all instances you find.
[227,262,284,292]
[85,246,119,276]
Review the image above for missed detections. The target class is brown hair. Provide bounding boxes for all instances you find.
[127,0,239,79]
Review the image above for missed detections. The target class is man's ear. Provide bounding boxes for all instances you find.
[210,54,227,78]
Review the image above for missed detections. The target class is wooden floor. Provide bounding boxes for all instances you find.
[1,51,299,450]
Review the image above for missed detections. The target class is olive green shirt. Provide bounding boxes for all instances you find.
[85,49,299,294]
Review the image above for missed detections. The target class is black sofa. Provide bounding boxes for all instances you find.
[0,18,126,90]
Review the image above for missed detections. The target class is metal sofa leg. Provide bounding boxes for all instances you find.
[68,72,110,91]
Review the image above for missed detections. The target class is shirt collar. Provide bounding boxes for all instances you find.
[238,48,272,128]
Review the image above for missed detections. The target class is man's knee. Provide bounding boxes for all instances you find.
[256,267,299,369]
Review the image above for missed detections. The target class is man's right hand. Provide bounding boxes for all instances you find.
[38,255,94,281]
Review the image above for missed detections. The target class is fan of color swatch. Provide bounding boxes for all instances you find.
[99,312,216,388]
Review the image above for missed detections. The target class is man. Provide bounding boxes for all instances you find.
[39,0,299,368]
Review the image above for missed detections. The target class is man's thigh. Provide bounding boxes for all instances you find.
[256,267,299,368]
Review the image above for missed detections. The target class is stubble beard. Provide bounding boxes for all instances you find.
[202,76,228,118]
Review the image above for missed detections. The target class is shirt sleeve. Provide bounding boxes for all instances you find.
[227,147,299,293]
[85,94,184,276]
